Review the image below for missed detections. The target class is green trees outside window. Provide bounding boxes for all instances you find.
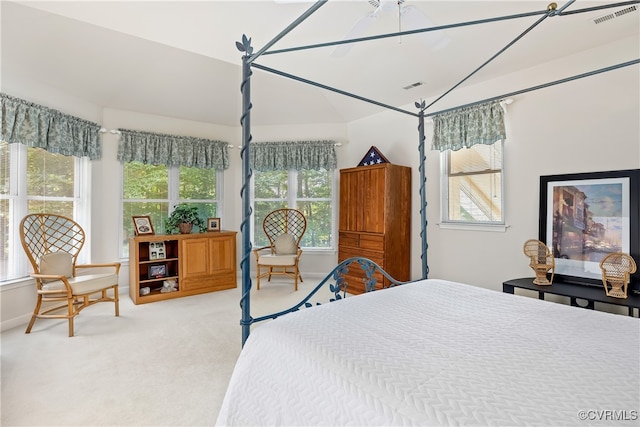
[1,143,79,281]
[122,162,219,257]
[253,169,334,249]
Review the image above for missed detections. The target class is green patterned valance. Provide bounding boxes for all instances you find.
[432,100,506,152]
[250,140,337,171]
[0,93,102,159]
[117,129,229,170]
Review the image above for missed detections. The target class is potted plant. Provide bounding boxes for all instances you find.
[165,204,206,234]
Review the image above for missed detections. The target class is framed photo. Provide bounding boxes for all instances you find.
[132,216,154,236]
[539,169,639,290]
[149,242,166,260]
[148,263,167,279]
[207,217,221,232]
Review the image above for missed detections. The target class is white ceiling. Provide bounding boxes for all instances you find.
[2,0,639,126]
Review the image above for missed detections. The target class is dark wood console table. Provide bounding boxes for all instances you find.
[503,278,640,317]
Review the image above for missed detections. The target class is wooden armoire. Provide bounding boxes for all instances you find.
[338,163,411,294]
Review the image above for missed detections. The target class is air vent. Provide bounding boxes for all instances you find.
[593,5,637,25]
[403,81,424,90]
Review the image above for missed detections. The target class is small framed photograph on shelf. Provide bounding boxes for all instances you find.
[148,263,167,279]
[149,242,166,260]
[207,217,221,232]
[132,216,154,236]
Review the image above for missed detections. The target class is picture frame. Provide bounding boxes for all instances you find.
[132,216,155,236]
[148,263,167,279]
[539,169,639,291]
[149,242,166,260]
[207,217,221,232]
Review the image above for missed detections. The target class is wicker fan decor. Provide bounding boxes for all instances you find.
[599,252,637,299]
[523,239,554,285]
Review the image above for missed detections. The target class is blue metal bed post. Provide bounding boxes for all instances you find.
[238,37,254,347]
[236,1,328,347]
[416,101,429,279]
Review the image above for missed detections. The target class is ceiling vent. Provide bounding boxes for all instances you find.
[403,81,424,90]
[592,5,637,25]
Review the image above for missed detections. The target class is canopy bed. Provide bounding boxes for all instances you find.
[220,1,640,424]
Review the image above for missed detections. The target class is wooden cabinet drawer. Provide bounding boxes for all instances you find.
[340,272,384,294]
[338,247,384,266]
[339,232,384,251]
[339,232,359,248]
[359,234,384,251]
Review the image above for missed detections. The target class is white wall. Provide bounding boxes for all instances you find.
[2,38,639,330]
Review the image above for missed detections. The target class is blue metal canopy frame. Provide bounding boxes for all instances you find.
[236,0,640,346]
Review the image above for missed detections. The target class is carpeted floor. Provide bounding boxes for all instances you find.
[1,278,325,426]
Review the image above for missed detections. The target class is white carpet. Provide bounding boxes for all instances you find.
[1,278,326,426]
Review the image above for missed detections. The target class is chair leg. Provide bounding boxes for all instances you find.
[25,295,43,334]
[114,285,120,317]
[256,266,261,290]
[68,297,75,337]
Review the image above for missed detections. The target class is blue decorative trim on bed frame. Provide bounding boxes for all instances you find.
[239,256,407,328]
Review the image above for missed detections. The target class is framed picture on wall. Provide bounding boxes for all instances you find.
[207,217,221,232]
[539,169,640,290]
[132,216,155,236]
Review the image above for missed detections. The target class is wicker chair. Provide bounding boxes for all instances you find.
[20,213,121,337]
[523,239,554,285]
[599,252,637,299]
[253,209,306,291]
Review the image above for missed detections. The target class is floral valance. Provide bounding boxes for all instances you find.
[432,100,506,152]
[250,140,337,171]
[0,93,102,159]
[117,129,229,170]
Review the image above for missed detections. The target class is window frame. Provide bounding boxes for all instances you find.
[1,142,89,283]
[119,162,224,259]
[439,140,507,232]
[251,168,337,252]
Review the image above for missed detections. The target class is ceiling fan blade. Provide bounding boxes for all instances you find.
[331,12,379,58]
[401,5,450,50]
[377,0,399,13]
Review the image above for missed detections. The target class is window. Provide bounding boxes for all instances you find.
[441,141,504,225]
[121,162,222,257]
[252,169,335,249]
[1,142,88,281]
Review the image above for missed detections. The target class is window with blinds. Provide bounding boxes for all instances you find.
[441,141,504,225]
[1,142,87,282]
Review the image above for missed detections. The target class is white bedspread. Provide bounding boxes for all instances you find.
[216,279,640,426]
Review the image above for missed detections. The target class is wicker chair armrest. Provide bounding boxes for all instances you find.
[75,262,121,274]
[29,273,73,292]
[30,273,68,280]
[253,246,275,258]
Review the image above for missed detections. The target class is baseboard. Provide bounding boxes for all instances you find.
[1,313,31,333]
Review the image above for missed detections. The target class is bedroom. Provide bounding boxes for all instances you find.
[1,0,638,324]
[1,0,639,424]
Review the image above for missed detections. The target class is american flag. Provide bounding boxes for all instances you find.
[358,146,389,167]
